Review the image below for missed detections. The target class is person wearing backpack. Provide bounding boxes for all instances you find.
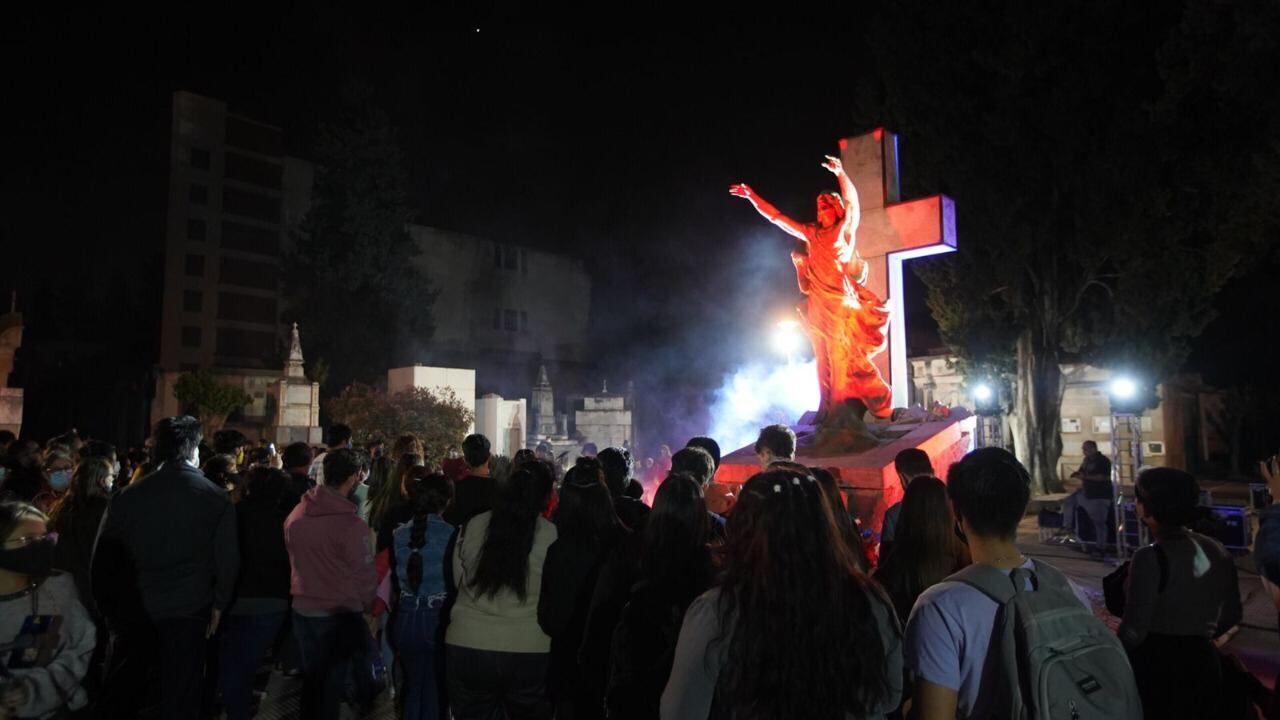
[1119,467,1243,719]
[905,447,1141,720]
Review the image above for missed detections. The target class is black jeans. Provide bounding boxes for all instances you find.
[1129,633,1222,719]
[99,612,209,720]
[292,611,368,720]
[446,645,551,720]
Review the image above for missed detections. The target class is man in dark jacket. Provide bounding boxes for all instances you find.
[442,433,497,527]
[600,447,650,533]
[93,415,239,719]
[280,441,314,512]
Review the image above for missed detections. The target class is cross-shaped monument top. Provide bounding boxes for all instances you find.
[839,129,956,410]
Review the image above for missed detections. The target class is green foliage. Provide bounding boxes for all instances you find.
[285,78,435,392]
[172,369,253,428]
[852,0,1280,488]
[326,383,473,463]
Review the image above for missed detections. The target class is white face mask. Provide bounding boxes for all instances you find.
[113,461,121,476]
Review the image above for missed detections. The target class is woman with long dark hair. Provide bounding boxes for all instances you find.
[367,436,424,523]
[538,459,624,719]
[49,457,113,617]
[662,468,902,719]
[873,476,970,624]
[446,461,557,719]
[0,502,96,717]
[390,468,454,720]
[808,466,871,571]
[608,472,712,720]
[371,452,426,550]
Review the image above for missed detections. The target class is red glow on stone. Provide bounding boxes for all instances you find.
[872,128,884,141]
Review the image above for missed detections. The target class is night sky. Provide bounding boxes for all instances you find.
[3,10,1277,456]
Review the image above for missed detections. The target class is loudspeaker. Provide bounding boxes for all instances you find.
[1201,505,1250,552]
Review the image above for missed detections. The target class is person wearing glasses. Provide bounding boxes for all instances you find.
[0,502,96,719]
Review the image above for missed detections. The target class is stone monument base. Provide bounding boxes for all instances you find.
[0,388,23,437]
[715,411,976,534]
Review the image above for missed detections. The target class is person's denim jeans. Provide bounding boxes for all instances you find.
[217,611,285,720]
[447,644,551,720]
[292,612,364,720]
[391,597,443,720]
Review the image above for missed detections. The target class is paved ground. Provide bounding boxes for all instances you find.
[254,485,1278,718]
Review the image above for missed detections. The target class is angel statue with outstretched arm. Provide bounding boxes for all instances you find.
[730,154,892,421]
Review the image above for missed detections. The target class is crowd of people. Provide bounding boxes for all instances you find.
[0,418,1272,719]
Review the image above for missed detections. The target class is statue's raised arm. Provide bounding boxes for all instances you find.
[729,183,809,241]
[821,155,860,239]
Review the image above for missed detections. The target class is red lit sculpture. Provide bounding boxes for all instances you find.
[731,154,892,420]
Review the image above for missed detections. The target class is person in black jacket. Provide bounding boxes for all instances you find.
[50,457,113,617]
[442,434,497,528]
[218,466,293,720]
[280,441,314,512]
[606,473,712,720]
[92,415,239,719]
[539,459,627,720]
[598,447,649,534]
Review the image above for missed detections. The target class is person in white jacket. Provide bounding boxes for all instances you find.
[0,502,95,719]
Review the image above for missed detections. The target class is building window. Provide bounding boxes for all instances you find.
[224,151,282,189]
[183,290,203,313]
[503,309,518,331]
[189,184,208,205]
[520,311,528,333]
[190,147,211,170]
[217,291,278,323]
[187,218,206,241]
[223,187,280,223]
[218,257,278,290]
[185,254,205,278]
[221,220,279,256]
[494,245,524,271]
[215,327,277,364]
[181,326,201,348]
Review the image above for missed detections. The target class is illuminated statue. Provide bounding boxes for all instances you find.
[731,155,892,421]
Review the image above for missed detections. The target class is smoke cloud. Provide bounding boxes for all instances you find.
[707,359,819,453]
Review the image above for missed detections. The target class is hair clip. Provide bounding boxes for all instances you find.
[792,477,801,486]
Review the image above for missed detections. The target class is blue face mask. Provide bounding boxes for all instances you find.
[49,470,72,492]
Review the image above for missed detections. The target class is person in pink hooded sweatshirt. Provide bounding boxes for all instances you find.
[284,447,379,720]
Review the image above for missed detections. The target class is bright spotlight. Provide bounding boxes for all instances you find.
[1109,377,1138,400]
[771,320,804,358]
[973,383,993,402]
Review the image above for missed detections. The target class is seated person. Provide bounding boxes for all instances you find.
[1061,441,1113,551]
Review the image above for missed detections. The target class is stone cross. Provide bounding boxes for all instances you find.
[839,129,957,409]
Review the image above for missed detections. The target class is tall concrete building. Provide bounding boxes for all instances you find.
[151,92,598,440]
[407,226,596,402]
[152,91,312,423]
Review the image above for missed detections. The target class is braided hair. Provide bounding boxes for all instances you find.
[402,467,453,595]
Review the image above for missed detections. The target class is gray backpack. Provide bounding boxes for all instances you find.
[953,560,1141,720]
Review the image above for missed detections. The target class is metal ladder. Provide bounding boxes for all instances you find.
[1111,412,1146,557]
